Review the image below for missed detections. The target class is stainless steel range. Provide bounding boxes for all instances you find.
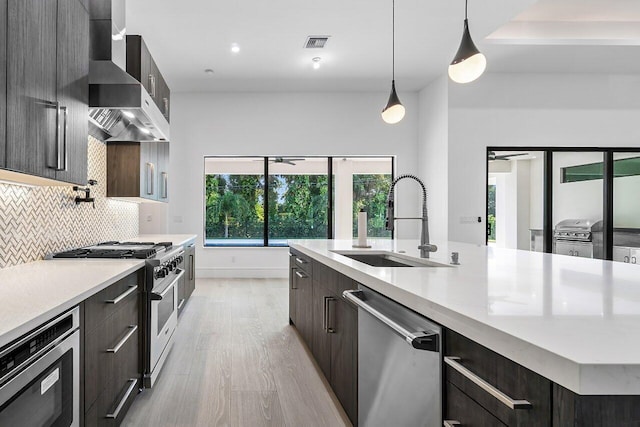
[50,241,185,388]
[553,219,603,259]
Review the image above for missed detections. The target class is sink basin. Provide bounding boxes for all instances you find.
[331,251,452,268]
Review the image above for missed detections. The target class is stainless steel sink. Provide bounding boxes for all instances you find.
[331,251,451,268]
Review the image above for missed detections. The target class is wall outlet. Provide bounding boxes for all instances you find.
[146,215,152,222]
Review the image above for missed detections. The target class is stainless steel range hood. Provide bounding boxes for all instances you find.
[88,0,169,142]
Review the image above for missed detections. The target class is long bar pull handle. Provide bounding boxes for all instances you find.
[189,254,194,281]
[326,297,336,333]
[291,269,298,290]
[294,271,307,279]
[443,422,461,427]
[178,298,186,310]
[57,105,67,171]
[161,172,168,199]
[163,97,169,117]
[624,256,630,263]
[295,257,308,266]
[146,162,155,195]
[105,379,138,419]
[322,296,329,332]
[444,357,532,410]
[148,74,156,98]
[105,285,137,305]
[343,289,438,351]
[106,325,137,353]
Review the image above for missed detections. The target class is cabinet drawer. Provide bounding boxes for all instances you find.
[85,272,140,334]
[446,381,506,427]
[445,330,551,426]
[85,293,139,410]
[85,378,139,427]
[290,249,312,276]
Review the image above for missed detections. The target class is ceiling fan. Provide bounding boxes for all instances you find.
[254,157,306,166]
[488,151,529,161]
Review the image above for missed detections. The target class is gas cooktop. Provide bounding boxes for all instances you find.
[51,241,173,259]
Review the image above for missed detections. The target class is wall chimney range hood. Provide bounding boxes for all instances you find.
[88,0,169,142]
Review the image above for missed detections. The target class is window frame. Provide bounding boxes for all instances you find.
[203,155,395,247]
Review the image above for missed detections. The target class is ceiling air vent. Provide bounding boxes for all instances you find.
[304,36,330,49]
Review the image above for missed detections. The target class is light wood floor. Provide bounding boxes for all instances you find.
[122,278,351,427]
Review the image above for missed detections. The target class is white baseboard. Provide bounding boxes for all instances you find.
[196,267,288,279]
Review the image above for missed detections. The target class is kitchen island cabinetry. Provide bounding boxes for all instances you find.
[84,268,143,427]
[290,239,640,427]
[3,0,88,185]
[289,248,358,426]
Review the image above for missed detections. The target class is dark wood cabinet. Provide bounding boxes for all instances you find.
[4,0,88,185]
[0,0,6,167]
[185,243,196,298]
[446,381,506,427]
[289,252,358,426]
[54,0,89,185]
[444,329,552,427]
[126,35,170,123]
[107,141,169,202]
[84,269,143,427]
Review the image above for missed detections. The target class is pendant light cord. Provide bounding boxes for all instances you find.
[392,0,395,80]
[465,0,468,20]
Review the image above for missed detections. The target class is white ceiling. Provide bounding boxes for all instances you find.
[126,0,640,93]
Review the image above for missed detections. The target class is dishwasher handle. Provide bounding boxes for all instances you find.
[343,289,439,352]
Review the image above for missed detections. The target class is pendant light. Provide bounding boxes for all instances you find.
[381,0,405,124]
[448,0,486,84]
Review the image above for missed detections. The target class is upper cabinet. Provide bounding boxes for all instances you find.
[2,0,89,185]
[0,0,6,168]
[107,141,169,203]
[126,35,170,123]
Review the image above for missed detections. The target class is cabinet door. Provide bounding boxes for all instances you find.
[446,381,506,427]
[6,0,58,179]
[156,142,169,202]
[55,0,88,185]
[294,268,313,349]
[311,282,331,380]
[289,260,297,325]
[0,0,6,167]
[330,298,358,426]
[139,142,158,201]
[186,244,196,298]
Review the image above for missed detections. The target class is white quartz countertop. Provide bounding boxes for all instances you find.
[289,239,640,395]
[0,259,144,348]
[130,234,197,248]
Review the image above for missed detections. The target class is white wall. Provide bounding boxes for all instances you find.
[169,92,420,277]
[445,73,640,244]
[417,76,449,244]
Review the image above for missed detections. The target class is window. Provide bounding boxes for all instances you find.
[204,156,394,246]
[561,156,640,183]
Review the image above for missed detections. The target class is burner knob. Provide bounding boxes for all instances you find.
[162,267,169,276]
[155,269,166,279]
[167,263,174,272]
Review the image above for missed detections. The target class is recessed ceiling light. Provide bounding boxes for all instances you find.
[122,111,134,119]
[312,57,321,70]
[204,69,215,75]
[231,43,240,54]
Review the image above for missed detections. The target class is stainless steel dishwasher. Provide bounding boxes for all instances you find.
[344,285,441,427]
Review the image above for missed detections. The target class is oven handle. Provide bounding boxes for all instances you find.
[151,269,184,300]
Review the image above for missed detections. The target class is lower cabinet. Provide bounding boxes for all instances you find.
[289,252,358,426]
[84,269,143,426]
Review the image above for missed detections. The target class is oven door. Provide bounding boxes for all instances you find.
[0,330,79,427]
[149,268,184,383]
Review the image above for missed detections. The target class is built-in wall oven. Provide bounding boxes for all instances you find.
[0,307,80,427]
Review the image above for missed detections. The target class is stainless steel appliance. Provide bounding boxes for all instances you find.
[343,285,442,427]
[0,307,80,427]
[553,219,603,259]
[145,247,184,387]
[49,241,184,388]
[88,0,170,142]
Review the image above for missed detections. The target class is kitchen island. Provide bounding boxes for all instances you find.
[289,239,640,425]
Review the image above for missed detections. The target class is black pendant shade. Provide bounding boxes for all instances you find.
[450,19,480,66]
[381,80,405,124]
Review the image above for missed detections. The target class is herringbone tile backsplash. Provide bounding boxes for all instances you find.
[0,137,139,268]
